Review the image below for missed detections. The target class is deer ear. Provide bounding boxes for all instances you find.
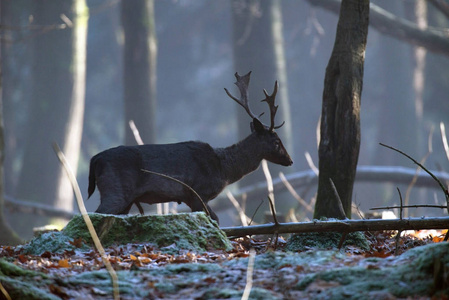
[251,118,265,133]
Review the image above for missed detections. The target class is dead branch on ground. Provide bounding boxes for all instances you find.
[221,216,449,237]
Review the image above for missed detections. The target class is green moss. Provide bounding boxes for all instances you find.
[293,242,449,298]
[0,259,45,277]
[0,260,57,300]
[23,212,231,255]
[0,277,60,300]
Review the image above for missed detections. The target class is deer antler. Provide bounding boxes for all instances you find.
[224,72,260,120]
[225,71,284,131]
[261,81,285,131]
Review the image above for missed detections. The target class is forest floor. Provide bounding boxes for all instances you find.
[0,228,447,300]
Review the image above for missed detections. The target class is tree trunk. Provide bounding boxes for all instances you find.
[14,1,88,238]
[0,4,22,245]
[122,0,157,145]
[314,0,369,219]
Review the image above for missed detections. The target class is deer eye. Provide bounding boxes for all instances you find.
[275,141,280,150]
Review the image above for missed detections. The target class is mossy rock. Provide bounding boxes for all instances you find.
[23,212,232,255]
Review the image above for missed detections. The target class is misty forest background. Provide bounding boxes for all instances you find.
[1,0,449,240]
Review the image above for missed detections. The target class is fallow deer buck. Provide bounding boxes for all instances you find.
[87,72,292,223]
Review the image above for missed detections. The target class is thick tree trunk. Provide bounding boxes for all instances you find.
[314,0,369,219]
[14,1,88,237]
[0,5,22,245]
[122,0,157,145]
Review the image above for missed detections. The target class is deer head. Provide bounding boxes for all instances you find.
[224,72,293,166]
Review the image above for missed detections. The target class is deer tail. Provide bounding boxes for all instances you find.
[87,156,97,199]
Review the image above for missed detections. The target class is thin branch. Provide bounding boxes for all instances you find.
[248,199,264,226]
[279,172,313,213]
[128,120,144,145]
[267,196,279,226]
[395,188,403,255]
[305,0,449,57]
[379,143,449,209]
[140,169,210,218]
[261,160,274,205]
[440,122,449,162]
[370,204,446,210]
[397,188,403,220]
[52,143,120,300]
[304,151,319,175]
[428,0,449,19]
[226,191,249,226]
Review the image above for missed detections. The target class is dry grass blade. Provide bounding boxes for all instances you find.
[52,143,120,300]
[128,120,144,145]
[241,248,256,300]
[279,172,313,213]
[0,281,11,300]
[261,160,274,203]
[305,151,319,175]
[226,191,249,226]
[441,122,449,162]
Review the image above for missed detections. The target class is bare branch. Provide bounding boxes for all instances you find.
[306,0,449,57]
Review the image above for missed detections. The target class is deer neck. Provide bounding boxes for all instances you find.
[216,134,263,184]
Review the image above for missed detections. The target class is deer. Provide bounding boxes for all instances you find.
[87,72,292,223]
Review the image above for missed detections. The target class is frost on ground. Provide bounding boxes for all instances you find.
[0,213,447,299]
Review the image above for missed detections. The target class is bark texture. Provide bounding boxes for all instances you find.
[314,0,369,219]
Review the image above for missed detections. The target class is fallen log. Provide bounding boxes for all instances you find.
[221,216,449,237]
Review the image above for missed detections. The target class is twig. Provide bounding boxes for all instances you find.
[53,143,120,300]
[226,191,249,226]
[248,199,264,226]
[398,188,403,220]
[329,178,347,219]
[440,122,449,162]
[379,143,449,213]
[267,196,279,226]
[304,151,319,175]
[395,188,403,256]
[140,169,210,217]
[241,248,256,300]
[279,172,313,213]
[261,160,274,204]
[370,204,446,210]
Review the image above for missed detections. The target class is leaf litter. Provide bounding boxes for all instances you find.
[0,229,447,299]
